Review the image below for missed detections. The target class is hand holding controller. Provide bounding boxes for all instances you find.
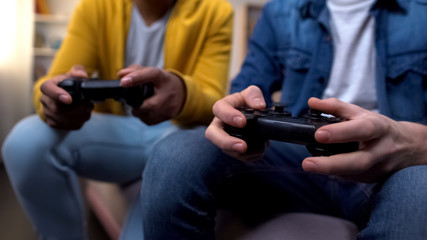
[224,103,359,156]
[58,78,154,108]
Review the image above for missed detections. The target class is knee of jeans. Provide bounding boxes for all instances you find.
[145,127,216,177]
[142,127,225,198]
[2,116,57,183]
[379,165,427,206]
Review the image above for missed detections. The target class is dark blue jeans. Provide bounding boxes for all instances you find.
[140,127,427,240]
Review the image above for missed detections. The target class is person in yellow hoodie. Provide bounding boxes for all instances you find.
[1,0,232,239]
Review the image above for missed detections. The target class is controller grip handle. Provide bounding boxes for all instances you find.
[224,124,268,154]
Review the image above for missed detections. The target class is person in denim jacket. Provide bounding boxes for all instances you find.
[139,0,427,239]
[1,0,232,239]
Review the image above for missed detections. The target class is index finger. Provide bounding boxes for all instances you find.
[66,65,89,79]
[212,93,247,128]
[212,85,267,127]
[117,64,143,78]
[205,117,248,153]
[315,116,386,144]
[307,97,369,120]
[40,75,72,104]
[308,97,386,143]
[302,150,375,177]
[120,67,158,87]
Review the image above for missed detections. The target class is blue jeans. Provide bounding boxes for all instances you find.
[1,113,178,240]
[140,127,427,240]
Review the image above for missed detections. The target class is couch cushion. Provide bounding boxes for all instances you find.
[217,211,358,240]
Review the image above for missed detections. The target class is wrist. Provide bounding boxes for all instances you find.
[398,121,427,166]
[166,70,187,117]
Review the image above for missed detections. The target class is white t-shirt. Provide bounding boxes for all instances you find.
[124,6,171,69]
[323,0,378,112]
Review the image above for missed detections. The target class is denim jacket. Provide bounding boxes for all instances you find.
[230,0,427,123]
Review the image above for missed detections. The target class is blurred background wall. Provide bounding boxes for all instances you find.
[0,0,33,157]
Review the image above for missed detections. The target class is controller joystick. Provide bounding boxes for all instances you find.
[224,103,359,156]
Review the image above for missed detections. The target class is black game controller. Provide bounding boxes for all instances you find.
[58,78,154,108]
[224,103,359,156]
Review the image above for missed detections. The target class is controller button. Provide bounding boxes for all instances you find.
[272,102,286,113]
[309,109,322,119]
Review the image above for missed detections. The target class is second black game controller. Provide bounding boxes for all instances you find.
[224,103,359,156]
[58,78,154,108]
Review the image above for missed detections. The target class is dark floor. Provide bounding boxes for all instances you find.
[0,160,110,240]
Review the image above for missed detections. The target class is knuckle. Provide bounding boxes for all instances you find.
[49,104,59,114]
[212,101,222,114]
[46,119,58,129]
[151,67,162,79]
[356,157,373,172]
[72,64,84,71]
[327,97,340,105]
[364,119,376,135]
[40,82,48,93]
[219,141,230,151]
[246,85,259,92]
[129,64,140,69]
[204,127,212,139]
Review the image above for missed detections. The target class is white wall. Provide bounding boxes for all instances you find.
[0,0,33,150]
[0,0,79,152]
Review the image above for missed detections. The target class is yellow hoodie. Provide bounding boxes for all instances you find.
[33,0,233,127]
